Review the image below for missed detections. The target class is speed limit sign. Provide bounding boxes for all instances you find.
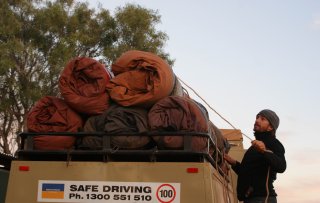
[156,184,177,203]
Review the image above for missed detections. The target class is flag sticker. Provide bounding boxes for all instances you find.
[42,183,65,199]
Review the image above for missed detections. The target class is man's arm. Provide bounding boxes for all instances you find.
[252,140,286,173]
[224,154,241,174]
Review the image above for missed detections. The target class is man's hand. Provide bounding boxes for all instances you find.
[251,140,266,153]
[224,154,237,166]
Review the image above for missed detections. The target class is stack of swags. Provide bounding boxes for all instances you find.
[26,50,230,169]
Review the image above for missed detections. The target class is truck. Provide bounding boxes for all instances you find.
[2,129,245,203]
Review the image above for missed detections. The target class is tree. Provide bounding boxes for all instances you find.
[103,4,173,65]
[0,0,173,154]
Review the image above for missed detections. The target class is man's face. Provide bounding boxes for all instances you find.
[254,114,273,132]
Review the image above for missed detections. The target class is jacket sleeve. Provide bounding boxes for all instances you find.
[264,141,286,173]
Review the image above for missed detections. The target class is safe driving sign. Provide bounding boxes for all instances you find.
[37,180,180,203]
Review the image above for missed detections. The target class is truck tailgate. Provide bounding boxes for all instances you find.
[5,160,232,203]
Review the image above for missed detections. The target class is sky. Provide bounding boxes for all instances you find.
[82,1,320,202]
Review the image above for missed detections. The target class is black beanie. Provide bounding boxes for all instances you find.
[257,109,280,131]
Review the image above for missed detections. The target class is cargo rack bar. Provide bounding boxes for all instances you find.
[17,132,227,177]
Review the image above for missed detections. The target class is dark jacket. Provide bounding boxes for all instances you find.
[232,131,286,201]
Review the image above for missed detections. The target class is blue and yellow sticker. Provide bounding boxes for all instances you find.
[41,183,65,199]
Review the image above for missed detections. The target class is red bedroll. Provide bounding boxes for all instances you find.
[107,50,175,108]
[26,96,83,150]
[148,96,209,152]
[59,57,112,115]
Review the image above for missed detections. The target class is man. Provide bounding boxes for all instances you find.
[224,109,286,203]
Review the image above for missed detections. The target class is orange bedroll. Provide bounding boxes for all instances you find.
[27,96,83,150]
[59,57,112,115]
[107,50,174,108]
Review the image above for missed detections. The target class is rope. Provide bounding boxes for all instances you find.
[177,76,253,141]
[265,166,270,203]
[229,167,237,200]
[223,174,228,203]
[214,134,219,171]
[223,168,232,203]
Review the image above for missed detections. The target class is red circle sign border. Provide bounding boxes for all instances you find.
[156,183,176,203]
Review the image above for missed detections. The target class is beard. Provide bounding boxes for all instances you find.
[253,123,261,132]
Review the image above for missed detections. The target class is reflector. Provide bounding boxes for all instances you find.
[186,167,198,173]
[19,166,29,171]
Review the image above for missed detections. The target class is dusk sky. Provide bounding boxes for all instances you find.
[83,1,320,202]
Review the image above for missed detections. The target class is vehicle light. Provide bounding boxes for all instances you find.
[186,167,198,173]
[19,166,30,171]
